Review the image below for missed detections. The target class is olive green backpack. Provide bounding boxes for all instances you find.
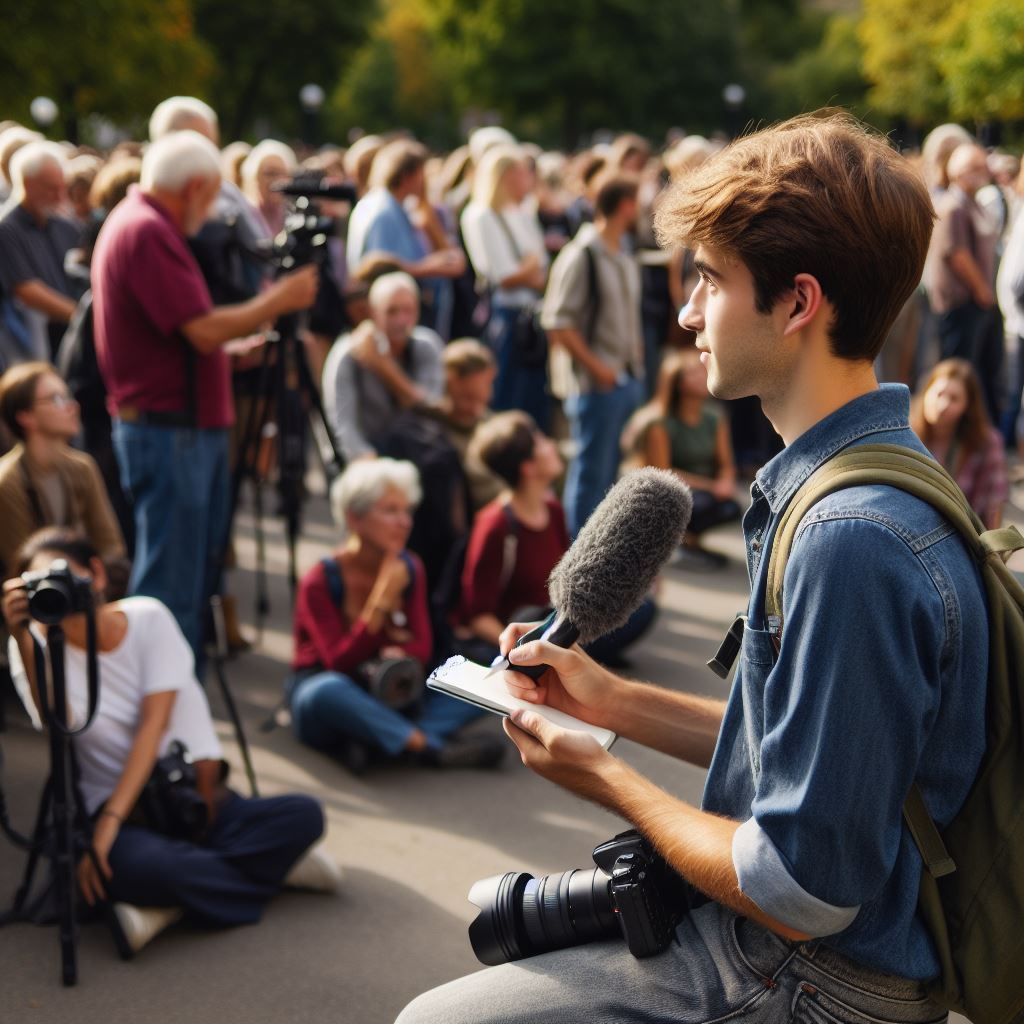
[764,443,1024,1024]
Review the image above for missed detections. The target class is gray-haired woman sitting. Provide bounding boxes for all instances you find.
[288,457,503,772]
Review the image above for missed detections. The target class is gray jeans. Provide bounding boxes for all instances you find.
[395,901,948,1024]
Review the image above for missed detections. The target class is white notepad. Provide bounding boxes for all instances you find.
[427,655,617,750]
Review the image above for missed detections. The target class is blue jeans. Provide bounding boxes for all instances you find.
[111,421,230,671]
[396,900,946,1024]
[290,671,487,757]
[106,791,323,926]
[487,305,550,432]
[563,375,644,537]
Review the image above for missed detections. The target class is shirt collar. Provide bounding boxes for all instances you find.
[754,384,912,514]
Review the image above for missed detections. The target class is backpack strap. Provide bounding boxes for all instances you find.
[583,244,601,345]
[320,556,345,608]
[760,443,1024,884]
[499,503,520,594]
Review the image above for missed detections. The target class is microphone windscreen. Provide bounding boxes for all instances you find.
[548,468,692,644]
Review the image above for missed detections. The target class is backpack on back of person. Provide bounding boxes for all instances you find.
[763,442,1024,1024]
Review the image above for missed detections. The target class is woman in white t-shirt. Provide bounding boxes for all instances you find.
[3,529,333,952]
[461,143,551,429]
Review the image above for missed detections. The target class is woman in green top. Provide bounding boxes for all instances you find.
[628,347,741,568]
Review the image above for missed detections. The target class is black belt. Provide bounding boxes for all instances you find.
[116,405,193,428]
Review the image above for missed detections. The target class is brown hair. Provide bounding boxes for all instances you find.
[654,111,935,362]
[15,527,99,576]
[372,139,428,192]
[0,361,53,441]
[89,157,142,213]
[910,358,991,460]
[469,410,537,487]
[443,339,496,378]
[594,174,639,219]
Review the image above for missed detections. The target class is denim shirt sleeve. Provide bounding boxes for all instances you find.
[733,511,948,936]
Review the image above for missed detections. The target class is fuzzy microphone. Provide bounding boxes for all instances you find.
[507,468,693,680]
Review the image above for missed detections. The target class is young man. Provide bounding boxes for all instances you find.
[542,174,645,536]
[397,113,986,1023]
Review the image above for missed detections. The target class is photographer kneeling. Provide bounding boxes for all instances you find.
[2,528,337,954]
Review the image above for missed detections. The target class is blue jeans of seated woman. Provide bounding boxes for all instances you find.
[290,672,487,757]
[486,305,549,431]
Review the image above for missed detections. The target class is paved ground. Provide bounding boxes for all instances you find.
[0,475,749,1024]
[3,465,1011,1022]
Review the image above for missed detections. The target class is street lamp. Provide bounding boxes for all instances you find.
[722,83,746,139]
[299,83,325,147]
[29,96,59,135]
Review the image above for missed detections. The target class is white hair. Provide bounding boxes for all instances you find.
[141,131,221,193]
[149,96,219,142]
[9,141,66,199]
[468,126,517,165]
[329,458,422,530]
[368,271,419,311]
[240,139,297,194]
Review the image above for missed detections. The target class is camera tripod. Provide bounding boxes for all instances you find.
[2,619,131,985]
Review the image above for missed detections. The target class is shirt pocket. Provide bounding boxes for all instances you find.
[740,624,777,780]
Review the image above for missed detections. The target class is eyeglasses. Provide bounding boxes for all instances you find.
[35,392,76,410]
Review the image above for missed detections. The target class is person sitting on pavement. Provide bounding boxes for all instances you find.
[454,411,655,667]
[322,271,445,463]
[2,528,339,955]
[624,347,741,569]
[0,362,126,582]
[288,457,504,773]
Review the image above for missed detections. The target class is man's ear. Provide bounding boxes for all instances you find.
[782,273,825,337]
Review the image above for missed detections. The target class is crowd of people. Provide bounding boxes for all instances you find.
[0,94,1022,966]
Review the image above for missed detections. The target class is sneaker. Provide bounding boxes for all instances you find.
[112,903,183,955]
[671,546,729,571]
[421,733,506,770]
[284,844,343,893]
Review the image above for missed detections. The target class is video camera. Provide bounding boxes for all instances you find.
[467,830,690,966]
[266,173,357,271]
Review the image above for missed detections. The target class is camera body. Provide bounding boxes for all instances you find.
[468,829,690,966]
[21,560,93,626]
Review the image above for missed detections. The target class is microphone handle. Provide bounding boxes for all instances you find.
[511,611,580,681]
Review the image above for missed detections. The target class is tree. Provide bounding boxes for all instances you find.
[423,0,738,148]
[192,0,376,141]
[0,0,211,142]
[332,0,457,146]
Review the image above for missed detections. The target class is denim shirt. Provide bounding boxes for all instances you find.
[701,384,987,980]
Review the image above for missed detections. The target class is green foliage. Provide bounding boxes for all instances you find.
[0,0,212,139]
[423,0,738,147]
[193,0,376,141]
[331,0,458,146]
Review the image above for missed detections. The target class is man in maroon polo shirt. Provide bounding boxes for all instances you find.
[91,130,317,667]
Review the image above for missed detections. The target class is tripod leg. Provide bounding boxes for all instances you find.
[208,597,260,797]
[12,778,52,914]
[50,741,78,986]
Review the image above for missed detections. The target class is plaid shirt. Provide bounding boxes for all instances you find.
[931,426,1008,527]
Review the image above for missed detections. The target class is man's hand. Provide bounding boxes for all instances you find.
[711,478,736,502]
[78,813,118,906]
[499,623,617,730]
[267,265,319,316]
[349,320,388,368]
[503,707,613,795]
[415,249,467,278]
[588,361,619,392]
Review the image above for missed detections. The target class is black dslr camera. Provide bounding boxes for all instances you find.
[467,830,690,965]
[21,560,93,626]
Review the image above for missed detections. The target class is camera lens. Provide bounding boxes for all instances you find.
[27,581,73,626]
[468,867,618,966]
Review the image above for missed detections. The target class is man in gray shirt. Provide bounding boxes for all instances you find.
[322,272,444,462]
[0,141,81,365]
[541,175,645,535]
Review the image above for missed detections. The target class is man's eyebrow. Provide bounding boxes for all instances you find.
[693,258,723,282]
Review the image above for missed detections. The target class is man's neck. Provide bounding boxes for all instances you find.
[511,478,552,520]
[144,188,187,234]
[762,356,879,447]
[24,433,63,474]
[595,218,623,253]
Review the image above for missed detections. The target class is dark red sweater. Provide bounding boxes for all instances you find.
[291,551,432,673]
[457,496,569,625]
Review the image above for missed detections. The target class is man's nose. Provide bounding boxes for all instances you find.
[679,301,704,333]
